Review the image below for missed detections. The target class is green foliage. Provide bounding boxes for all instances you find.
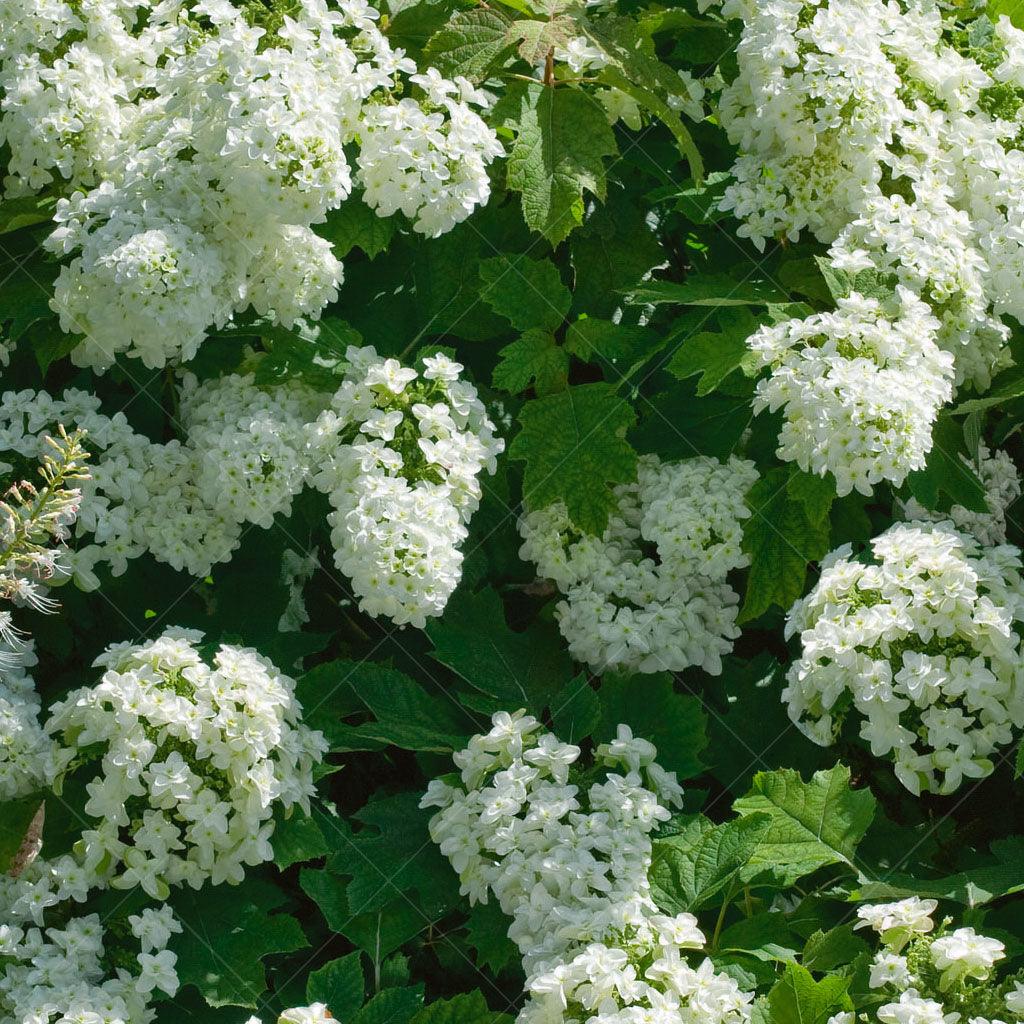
[306,952,365,1016]
[510,382,638,533]
[733,765,877,886]
[767,963,853,1024]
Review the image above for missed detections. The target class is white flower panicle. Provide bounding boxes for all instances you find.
[518,453,758,674]
[2,0,502,370]
[715,0,1024,484]
[307,347,503,627]
[783,522,1024,795]
[747,289,954,496]
[901,444,1021,547]
[424,713,752,1024]
[0,863,181,1024]
[246,1005,334,1024]
[45,628,327,899]
[844,898,1024,1024]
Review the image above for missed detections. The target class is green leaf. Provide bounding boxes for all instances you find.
[510,381,638,534]
[317,198,398,259]
[306,952,365,1017]
[0,794,43,873]
[954,363,1024,413]
[785,471,836,527]
[801,926,870,973]
[347,662,474,752]
[627,274,783,307]
[631,381,754,462]
[564,318,659,368]
[596,672,708,779]
[718,912,800,962]
[0,195,55,235]
[666,308,759,395]
[422,8,518,80]
[411,991,511,1024]
[549,674,601,742]
[851,836,1024,907]
[171,877,309,1008]
[904,414,988,513]
[493,329,568,396]
[501,83,618,245]
[478,255,571,332]
[768,964,852,1024]
[272,807,332,870]
[426,586,573,714]
[733,764,876,886]
[739,467,831,623]
[649,813,772,913]
[354,987,426,1024]
[464,900,519,975]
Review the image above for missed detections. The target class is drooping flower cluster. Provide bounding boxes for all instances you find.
[307,347,503,627]
[783,522,1024,795]
[1,0,502,370]
[45,628,327,898]
[0,862,181,1024]
[746,290,954,496]
[828,897,1024,1024]
[714,0,1024,487]
[424,712,754,1024]
[518,453,758,674]
[901,444,1021,547]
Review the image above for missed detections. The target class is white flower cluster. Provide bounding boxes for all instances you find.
[45,627,327,899]
[423,712,754,1024]
[307,348,503,627]
[1,350,500,624]
[783,522,1024,795]
[0,645,60,799]
[1,0,502,370]
[901,444,1022,547]
[0,380,321,585]
[828,897,1024,1024]
[714,0,1024,488]
[746,289,954,496]
[246,1006,334,1024]
[0,861,181,1024]
[518,453,758,674]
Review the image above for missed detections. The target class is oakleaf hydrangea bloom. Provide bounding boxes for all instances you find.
[843,898,1024,1024]
[307,347,503,627]
[783,522,1024,795]
[747,289,954,496]
[2,0,502,370]
[901,445,1021,547]
[518,453,758,674]
[0,861,180,1024]
[424,713,752,1024]
[245,1006,334,1024]
[45,628,327,898]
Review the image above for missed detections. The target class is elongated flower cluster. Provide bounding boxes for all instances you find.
[518,453,758,674]
[0,862,181,1024]
[423,712,753,1024]
[715,0,1024,486]
[45,628,327,898]
[747,289,954,496]
[783,522,1024,795]
[307,347,503,627]
[827,897,1024,1024]
[901,444,1021,547]
[1,0,502,370]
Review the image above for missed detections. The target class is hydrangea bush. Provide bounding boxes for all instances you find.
[2,0,1024,1018]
